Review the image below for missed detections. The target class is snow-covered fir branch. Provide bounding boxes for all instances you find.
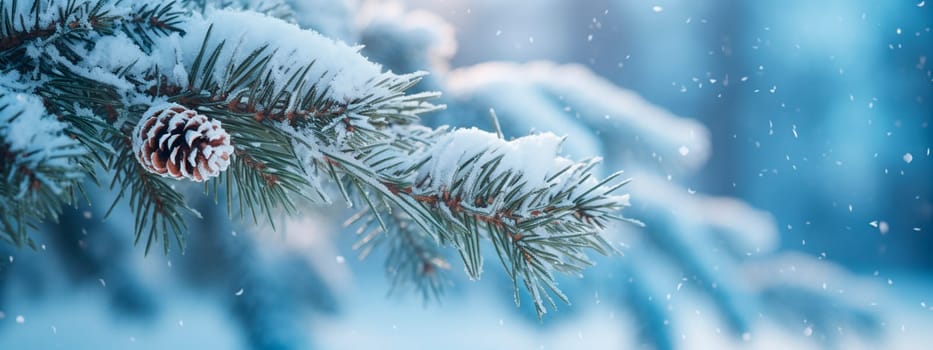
[0,0,632,316]
[0,83,85,246]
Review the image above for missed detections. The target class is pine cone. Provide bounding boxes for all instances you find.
[132,103,233,182]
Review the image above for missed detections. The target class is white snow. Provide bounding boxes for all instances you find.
[15,4,420,117]
[163,8,396,102]
[420,128,564,194]
[82,33,153,81]
[1,92,67,158]
[399,126,631,241]
[0,85,85,195]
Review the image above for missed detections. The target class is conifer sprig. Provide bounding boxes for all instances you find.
[0,0,631,316]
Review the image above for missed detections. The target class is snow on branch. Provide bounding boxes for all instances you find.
[181,0,295,22]
[0,0,633,316]
[0,83,85,246]
[342,127,631,316]
[168,8,394,101]
[135,8,443,224]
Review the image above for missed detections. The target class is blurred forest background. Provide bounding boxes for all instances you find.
[1,0,931,349]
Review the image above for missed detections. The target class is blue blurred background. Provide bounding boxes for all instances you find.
[416,0,933,271]
[1,0,931,349]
